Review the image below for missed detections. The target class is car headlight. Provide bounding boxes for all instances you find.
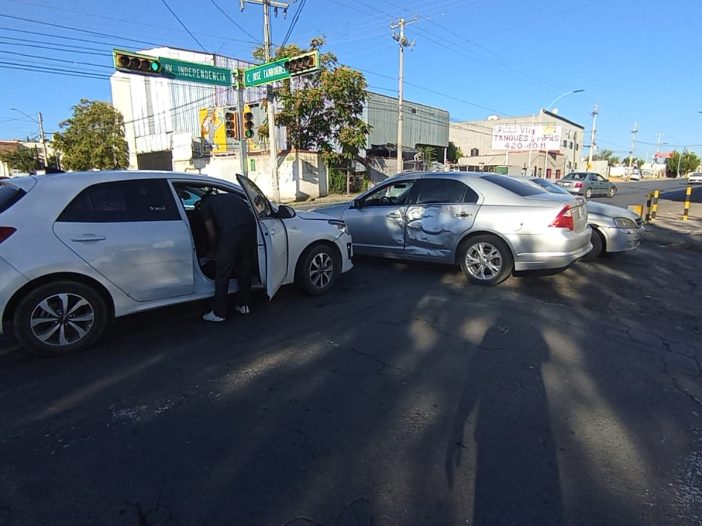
[328,219,349,235]
[614,217,637,229]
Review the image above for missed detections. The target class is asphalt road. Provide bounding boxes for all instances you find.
[1,187,701,525]
[594,178,693,208]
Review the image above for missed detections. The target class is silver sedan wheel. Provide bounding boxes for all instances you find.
[464,242,503,281]
[30,292,95,347]
[309,251,334,289]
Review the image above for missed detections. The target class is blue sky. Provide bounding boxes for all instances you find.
[1,0,700,160]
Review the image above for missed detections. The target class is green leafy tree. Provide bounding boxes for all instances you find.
[254,38,371,173]
[446,141,464,163]
[667,150,700,178]
[622,156,645,169]
[593,149,620,166]
[418,145,437,170]
[52,99,128,171]
[0,146,40,173]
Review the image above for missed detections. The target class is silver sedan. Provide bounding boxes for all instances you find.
[528,177,644,259]
[314,172,591,286]
[556,171,617,199]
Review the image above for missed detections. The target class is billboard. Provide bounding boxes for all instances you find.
[199,107,228,154]
[492,124,562,151]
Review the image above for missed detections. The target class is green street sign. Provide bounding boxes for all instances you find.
[244,58,289,87]
[159,57,233,87]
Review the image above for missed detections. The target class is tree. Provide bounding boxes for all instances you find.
[0,146,40,173]
[52,99,128,171]
[254,38,371,172]
[593,149,620,166]
[447,141,464,163]
[622,156,645,169]
[417,145,437,170]
[666,150,700,178]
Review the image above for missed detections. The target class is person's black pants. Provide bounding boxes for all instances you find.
[212,223,256,317]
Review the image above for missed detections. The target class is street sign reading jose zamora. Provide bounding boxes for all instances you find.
[244,58,290,88]
[244,51,320,88]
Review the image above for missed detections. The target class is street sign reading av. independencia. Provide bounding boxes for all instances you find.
[159,57,233,87]
[244,58,289,87]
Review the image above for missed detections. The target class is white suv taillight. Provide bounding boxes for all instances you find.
[0,227,16,243]
[550,205,574,230]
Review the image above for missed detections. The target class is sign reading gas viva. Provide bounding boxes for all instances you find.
[491,124,563,152]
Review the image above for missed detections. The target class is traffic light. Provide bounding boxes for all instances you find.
[284,51,319,77]
[113,49,162,75]
[224,107,238,140]
[243,105,255,139]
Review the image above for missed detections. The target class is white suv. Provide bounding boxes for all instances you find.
[0,171,353,355]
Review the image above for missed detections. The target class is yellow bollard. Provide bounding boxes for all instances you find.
[650,189,660,221]
[644,191,653,223]
[682,185,692,221]
[628,204,644,219]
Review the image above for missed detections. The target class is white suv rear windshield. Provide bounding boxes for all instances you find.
[0,184,26,214]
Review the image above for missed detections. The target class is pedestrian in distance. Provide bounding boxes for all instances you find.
[200,192,257,322]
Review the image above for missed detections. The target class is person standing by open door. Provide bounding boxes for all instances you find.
[200,192,257,322]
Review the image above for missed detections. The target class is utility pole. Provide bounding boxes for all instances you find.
[37,112,49,168]
[391,17,417,173]
[236,72,248,177]
[587,104,598,169]
[241,0,288,201]
[655,131,663,159]
[628,122,638,178]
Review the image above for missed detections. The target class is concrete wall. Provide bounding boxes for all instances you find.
[367,157,400,183]
[173,150,328,202]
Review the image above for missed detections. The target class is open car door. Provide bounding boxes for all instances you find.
[236,174,288,299]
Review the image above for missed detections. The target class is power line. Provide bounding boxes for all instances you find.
[0,25,144,51]
[0,14,164,48]
[3,0,258,46]
[281,0,308,47]
[0,37,114,57]
[0,49,113,69]
[160,0,207,52]
[209,0,259,42]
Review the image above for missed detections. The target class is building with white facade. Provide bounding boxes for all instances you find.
[449,110,585,179]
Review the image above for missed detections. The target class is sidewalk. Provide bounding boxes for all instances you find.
[640,198,702,250]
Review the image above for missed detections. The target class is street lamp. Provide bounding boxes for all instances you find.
[540,89,584,177]
[545,89,585,112]
[10,107,49,167]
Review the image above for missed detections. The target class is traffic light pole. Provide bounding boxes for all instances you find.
[263,2,280,201]
[237,85,248,177]
[242,0,288,202]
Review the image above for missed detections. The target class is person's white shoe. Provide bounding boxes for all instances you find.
[234,305,250,315]
[202,311,226,322]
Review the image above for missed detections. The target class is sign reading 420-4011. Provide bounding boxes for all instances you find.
[491,124,562,152]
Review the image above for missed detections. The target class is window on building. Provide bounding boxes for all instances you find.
[470,148,479,157]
